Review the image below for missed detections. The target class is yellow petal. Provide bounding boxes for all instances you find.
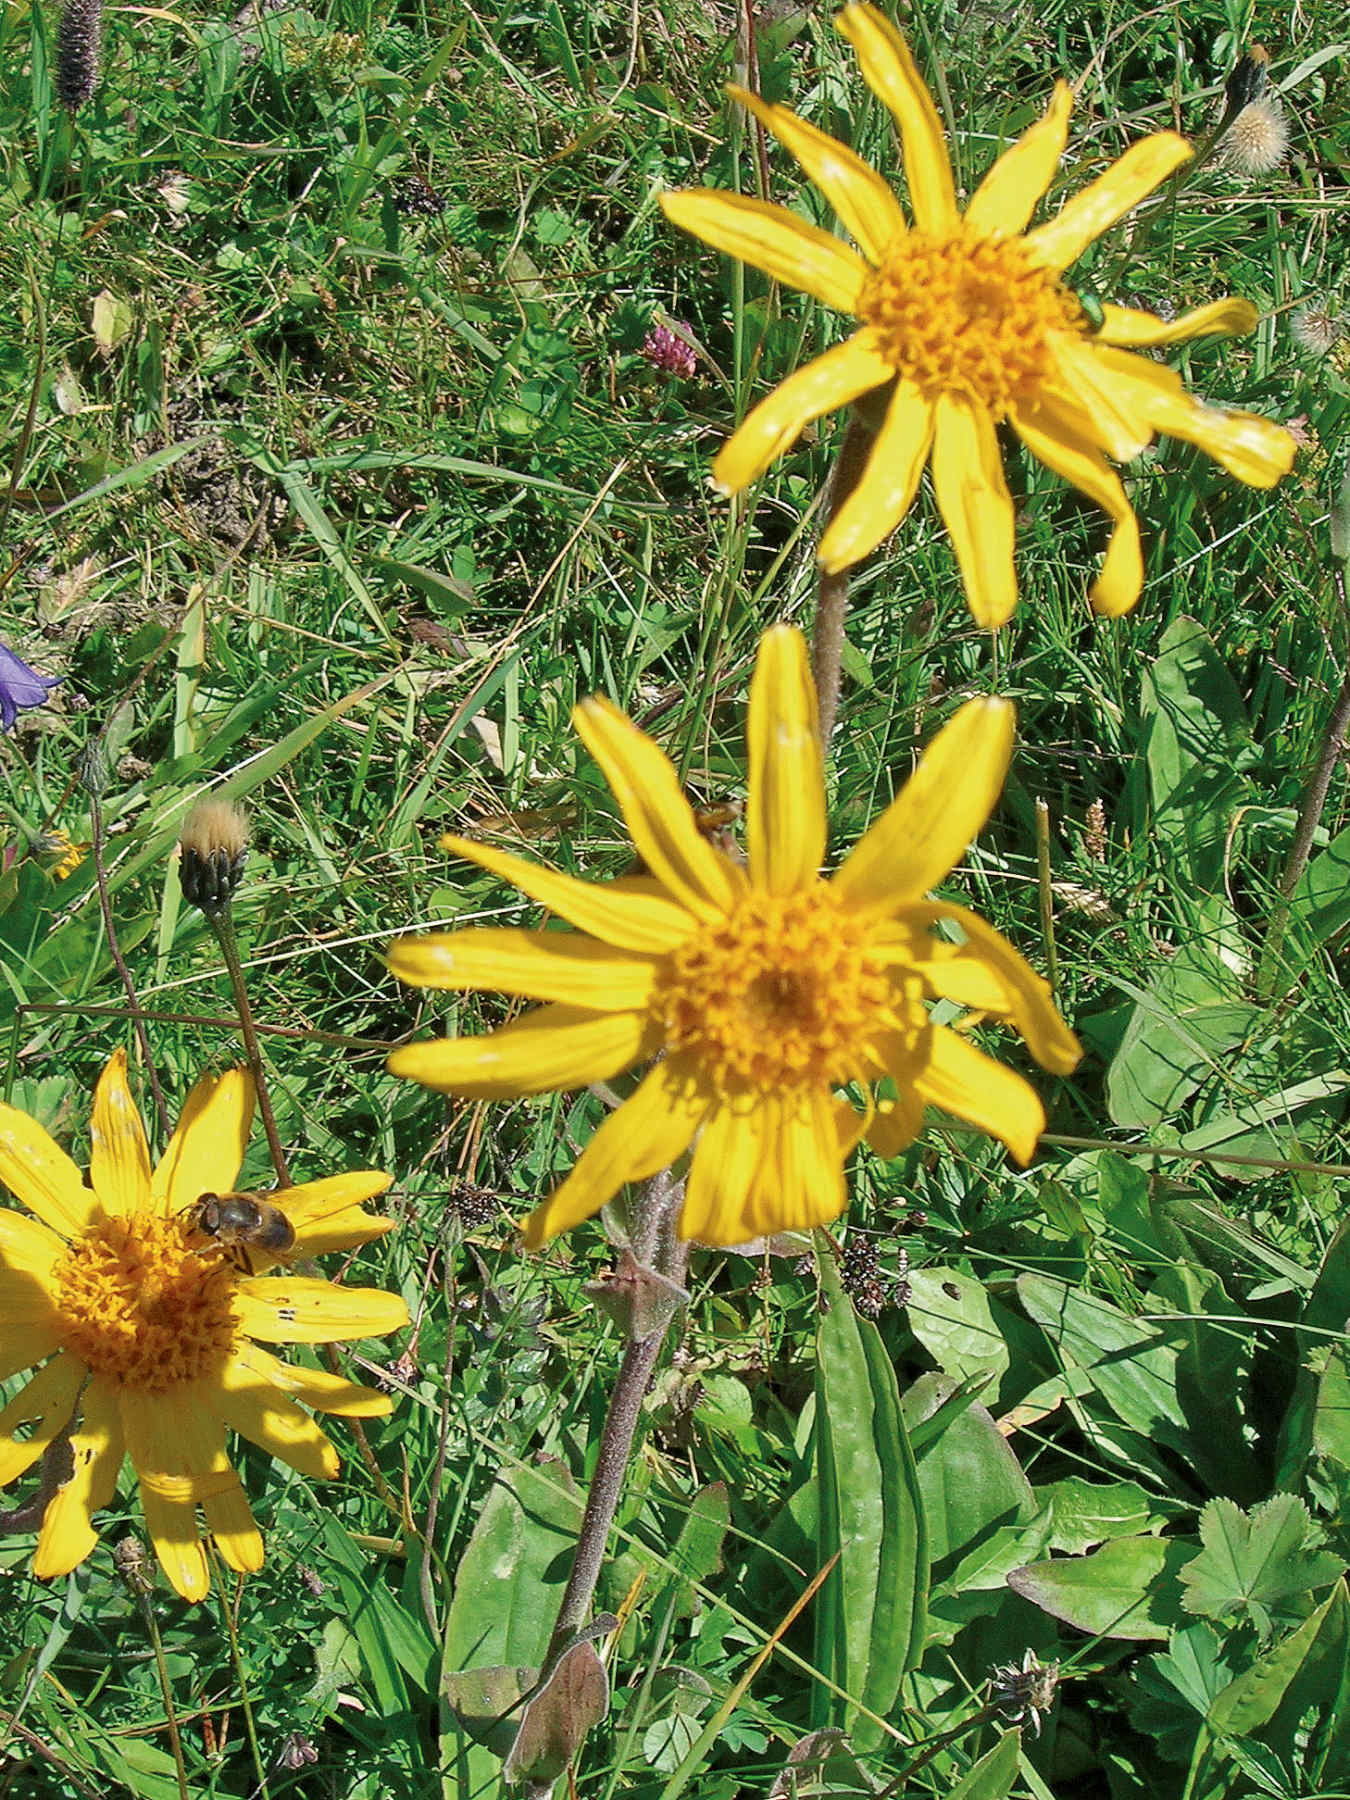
[0,1102,97,1238]
[759,1089,847,1236]
[817,376,933,573]
[281,1171,397,1259]
[0,1313,62,1381]
[123,1387,223,1603]
[387,927,657,1010]
[292,1211,397,1260]
[1044,337,1156,463]
[573,697,746,921]
[438,835,696,952]
[234,1277,410,1345]
[728,85,907,262]
[931,395,1018,628]
[916,1025,1047,1164]
[833,1094,870,1159]
[904,902,1082,1074]
[88,1049,152,1217]
[202,1473,263,1576]
[150,1067,255,1216]
[659,188,869,313]
[836,4,957,231]
[218,1356,341,1479]
[682,1102,766,1247]
[1096,296,1258,347]
[0,1208,65,1280]
[522,1060,708,1247]
[1012,400,1143,615]
[711,330,895,495]
[966,81,1074,237]
[833,696,1015,913]
[746,626,826,893]
[0,1353,84,1487]
[1093,346,1297,487]
[33,1378,124,1579]
[1025,131,1192,272]
[866,1085,924,1158]
[233,1340,393,1417]
[388,1003,654,1099]
[893,933,1017,1011]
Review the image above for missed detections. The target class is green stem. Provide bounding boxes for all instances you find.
[206,901,291,1187]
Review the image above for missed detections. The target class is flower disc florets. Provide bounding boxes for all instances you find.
[652,889,891,1093]
[858,229,1087,413]
[54,1213,237,1393]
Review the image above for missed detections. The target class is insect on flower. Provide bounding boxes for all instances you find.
[183,1190,298,1271]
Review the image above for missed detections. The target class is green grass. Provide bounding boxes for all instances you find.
[2,0,1350,1792]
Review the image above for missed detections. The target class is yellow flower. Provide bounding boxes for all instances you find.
[660,2,1297,626]
[387,627,1079,1248]
[0,1052,409,1602]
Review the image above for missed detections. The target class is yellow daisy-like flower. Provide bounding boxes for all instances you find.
[660,2,1297,626]
[0,1052,409,1602]
[387,626,1080,1248]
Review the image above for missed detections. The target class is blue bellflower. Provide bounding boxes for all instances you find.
[0,641,62,731]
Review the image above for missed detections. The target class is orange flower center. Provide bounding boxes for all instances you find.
[652,889,892,1093]
[857,226,1085,415]
[54,1212,239,1394]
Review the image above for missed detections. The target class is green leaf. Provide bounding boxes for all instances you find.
[1141,613,1254,893]
[1129,1623,1238,1764]
[1008,1535,1192,1641]
[902,1371,1035,1567]
[442,1459,583,1673]
[1105,940,1260,1129]
[1204,1581,1349,1750]
[1040,1476,1180,1554]
[946,1729,1022,1800]
[1287,823,1350,957]
[1178,1495,1344,1641]
[814,1243,927,1750]
[904,1267,1010,1384]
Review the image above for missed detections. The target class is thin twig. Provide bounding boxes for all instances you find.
[206,902,290,1186]
[811,406,882,745]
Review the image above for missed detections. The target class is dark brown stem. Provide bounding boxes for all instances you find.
[205,902,291,1186]
[87,788,171,1142]
[812,407,881,745]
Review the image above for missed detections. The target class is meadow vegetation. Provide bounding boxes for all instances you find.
[1,0,1349,1792]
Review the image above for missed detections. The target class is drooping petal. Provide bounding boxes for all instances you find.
[833,696,1015,913]
[387,927,657,1010]
[388,1004,656,1099]
[0,1353,85,1487]
[0,1310,62,1381]
[903,902,1082,1074]
[136,1469,209,1601]
[232,1340,393,1417]
[438,835,697,953]
[817,377,934,573]
[712,331,895,495]
[746,625,826,893]
[836,4,957,231]
[966,81,1074,237]
[234,1277,411,1345]
[728,85,908,262]
[1091,346,1297,487]
[32,1378,124,1579]
[0,1102,97,1238]
[760,1088,847,1235]
[88,1049,153,1217]
[1096,296,1258,347]
[122,1386,228,1602]
[521,1060,708,1248]
[681,1103,766,1246]
[150,1067,255,1216]
[1012,401,1144,615]
[1025,131,1192,272]
[930,395,1018,628]
[572,697,746,921]
[217,1356,341,1479]
[885,930,1019,1011]
[865,1084,925,1158]
[202,1472,264,1577]
[658,189,869,312]
[1044,337,1156,463]
[916,1026,1047,1164]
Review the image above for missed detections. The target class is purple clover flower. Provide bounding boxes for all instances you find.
[641,322,697,379]
[0,641,62,731]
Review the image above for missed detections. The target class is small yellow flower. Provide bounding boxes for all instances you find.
[660,2,1297,626]
[387,627,1080,1248]
[0,1052,409,1602]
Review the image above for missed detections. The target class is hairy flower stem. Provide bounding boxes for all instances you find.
[543,1175,689,1670]
[812,405,881,744]
[205,902,291,1186]
[87,787,171,1143]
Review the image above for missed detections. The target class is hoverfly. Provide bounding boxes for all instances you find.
[183,1190,296,1272]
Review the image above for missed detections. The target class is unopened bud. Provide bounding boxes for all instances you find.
[178,798,250,914]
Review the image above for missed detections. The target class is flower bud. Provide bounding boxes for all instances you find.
[179,798,250,914]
